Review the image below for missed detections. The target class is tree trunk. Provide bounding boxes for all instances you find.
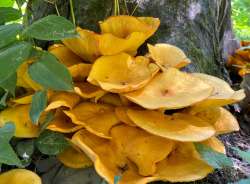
[26,0,239,77]
[26,0,246,183]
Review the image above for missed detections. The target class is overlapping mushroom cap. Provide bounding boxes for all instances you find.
[127,109,215,142]
[191,73,245,111]
[124,67,213,110]
[0,169,41,184]
[99,16,160,56]
[148,43,191,69]
[0,105,39,138]
[63,28,101,62]
[0,15,245,184]
[88,53,159,93]
[72,127,213,184]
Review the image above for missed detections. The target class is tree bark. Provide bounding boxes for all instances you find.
[26,0,246,183]
[26,0,239,77]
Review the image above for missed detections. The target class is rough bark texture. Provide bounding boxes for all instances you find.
[26,0,239,77]
[26,0,248,183]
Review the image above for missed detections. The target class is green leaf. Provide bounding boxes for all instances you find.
[0,142,22,166]
[232,147,250,164]
[28,51,73,91]
[0,7,22,23]
[0,122,22,167]
[0,23,22,49]
[0,72,17,95]
[0,91,9,107]
[16,0,26,7]
[0,122,15,141]
[0,42,32,93]
[36,130,69,155]
[16,140,34,159]
[23,15,78,40]
[42,166,103,184]
[30,90,47,124]
[0,0,15,7]
[194,143,233,169]
[39,111,54,133]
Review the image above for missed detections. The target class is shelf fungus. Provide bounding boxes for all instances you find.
[0,15,245,184]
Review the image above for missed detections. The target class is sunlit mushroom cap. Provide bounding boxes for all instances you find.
[115,107,136,126]
[111,125,175,176]
[148,43,191,69]
[63,28,100,62]
[72,129,212,184]
[68,63,92,81]
[64,102,119,139]
[12,94,33,105]
[57,145,92,169]
[72,129,123,184]
[127,109,215,142]
[74,82,106,99]
[201,137,226,154]
[124,67,213,110]
[45,92,80,111]
[87,53,159,93]
[99,16,160,55]
[97,93,123,106]
[191,73,245,110]
[47,110,83,133]
[194,107,239,135]
[0,169,41,184]
[48,44,83,67]
[154,143,213,183]
[17,61,42,91]
[0,105,39,138]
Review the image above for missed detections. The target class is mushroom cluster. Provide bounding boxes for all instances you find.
[227,41,250,77]
[0,16,245,184]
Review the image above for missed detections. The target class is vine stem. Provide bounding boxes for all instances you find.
[114,0,117,15]
[69,0,76,26]
[131,2,139,16]
[123,0,129,15]
[113,0,120,16]
[54,2,60,16]
[116,0,120,15]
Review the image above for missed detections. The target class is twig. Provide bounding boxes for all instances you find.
[54,2,60,16]
[69,0,76,26]
[123,0,129,15]
[131,2,139,16]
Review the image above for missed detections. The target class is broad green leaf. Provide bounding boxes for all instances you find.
[16,139,34,159]
[195,143,233,169]
[39,111,54,133]
[42,166,103,184]
[232,147,250,164]
[30,90,47,124]
[0,122,22,167]
[0,0,15,7]
[0,91,9,107]
[28,51,73,91]
[0,122,15,141]
[0,23,22,49]
[0,42,32,93]
[16,0,26,7]
[0,7,22,23]
[23,15,78,40]
[0,142,22,166]
[0,72,16,95]
[36,130,69,155]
